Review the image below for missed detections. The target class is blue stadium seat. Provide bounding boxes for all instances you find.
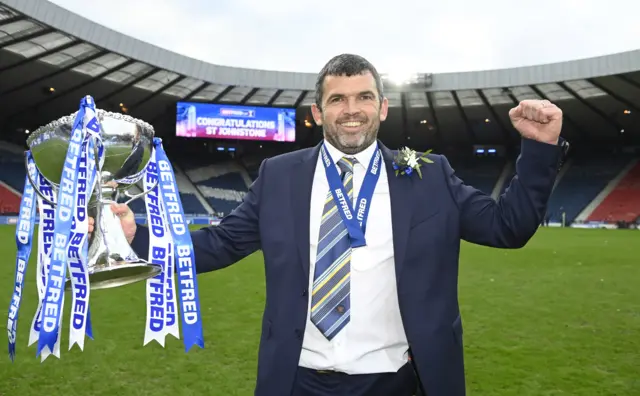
[452,158,504,195]
[127,198,146,214]
[180,193,207,214]
[0,162,27,192]
[206,198,242,216]
[192,171,248,215]
[0,148,27,193]
[198,172,248,191]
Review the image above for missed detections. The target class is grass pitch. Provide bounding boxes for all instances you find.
[0,226,638,395]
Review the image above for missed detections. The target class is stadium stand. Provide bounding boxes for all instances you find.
[0,147,27,191]
[586,161,640,223]
[544,155,632,224]
[126,167,210,216]
[452,157,505,195]
[2,145,638,229]
[0,184,20,215]
[0,146,27,215]
[183,161,249,216]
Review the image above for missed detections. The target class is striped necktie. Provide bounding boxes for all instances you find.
[311,156,356,340]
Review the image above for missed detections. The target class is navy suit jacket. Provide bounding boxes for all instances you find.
[131,138,562,396]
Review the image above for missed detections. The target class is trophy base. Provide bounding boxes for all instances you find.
[65,260,162,291]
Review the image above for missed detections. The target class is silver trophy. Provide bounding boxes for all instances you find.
[26,110,162,290]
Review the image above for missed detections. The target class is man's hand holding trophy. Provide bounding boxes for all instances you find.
[7,95,204,362]
[87,203,136,244]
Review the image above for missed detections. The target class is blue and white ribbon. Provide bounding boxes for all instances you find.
[28,170,57,348]
[144,137,203,351]
[321,144,382,247]
[67,128,99,351]
[7,154,38,362]
[37,96,101,360]
[143,147,179,346]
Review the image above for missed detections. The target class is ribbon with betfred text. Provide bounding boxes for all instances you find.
[143,146,179,346]
[37,96,101,361]
[67,126,99,351]
[142,137,203,352]
[25,160,96,355]
[320,143,382,247]
[28,169,58,350]
[7,153,38,362]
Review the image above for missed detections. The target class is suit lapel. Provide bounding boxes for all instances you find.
[291,142,322,281]
[380,142,413,286]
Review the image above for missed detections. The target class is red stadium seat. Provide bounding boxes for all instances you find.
[587,162,640,223]
[0,183,21,214]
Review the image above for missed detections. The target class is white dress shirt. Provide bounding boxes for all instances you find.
[298,140,410,374]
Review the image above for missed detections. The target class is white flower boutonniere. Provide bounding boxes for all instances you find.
[392,147,434,179]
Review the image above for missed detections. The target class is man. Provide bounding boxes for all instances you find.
[98,54,564,395]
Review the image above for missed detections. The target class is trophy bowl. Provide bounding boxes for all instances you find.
[26,110,162,290]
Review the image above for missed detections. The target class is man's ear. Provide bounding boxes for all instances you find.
[379,97,389,122]
[311,103,323,126]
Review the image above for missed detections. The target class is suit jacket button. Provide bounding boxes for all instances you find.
[295,329,302,339]
[302,289,307,297]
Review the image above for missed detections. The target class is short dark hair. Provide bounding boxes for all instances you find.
[314,54,384,110]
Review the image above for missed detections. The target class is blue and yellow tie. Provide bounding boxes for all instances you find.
[311,157,355,340]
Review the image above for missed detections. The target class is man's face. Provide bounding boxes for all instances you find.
[311,71,388,155]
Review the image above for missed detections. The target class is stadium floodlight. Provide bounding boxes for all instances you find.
[383,71,417,86]
[381,72,433,90]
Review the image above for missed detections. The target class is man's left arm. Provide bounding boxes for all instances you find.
[444,99,565,248]
[443,138,562,248]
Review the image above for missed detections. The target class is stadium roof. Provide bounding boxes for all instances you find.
[2,0,640,152]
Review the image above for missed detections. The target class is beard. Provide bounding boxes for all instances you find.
[322,116,380,155]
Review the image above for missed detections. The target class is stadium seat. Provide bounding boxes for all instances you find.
[0,150,27,193]
[196,173,247,215]
[0,147,27,215]
[183,162,249,216]
[452,157,504,195]
[586,162,640,223]
[0,184,20,214]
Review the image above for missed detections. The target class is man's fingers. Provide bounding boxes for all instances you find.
[508,105,521,119]
[510,100,560,124]
[110,203,130,215]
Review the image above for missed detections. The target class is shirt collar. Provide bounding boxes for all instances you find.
[323,139,378,169]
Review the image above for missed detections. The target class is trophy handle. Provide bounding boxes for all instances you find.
[122,179,160,205]
[24,154,57,207]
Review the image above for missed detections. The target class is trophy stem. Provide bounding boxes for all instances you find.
[65,197,162,291]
